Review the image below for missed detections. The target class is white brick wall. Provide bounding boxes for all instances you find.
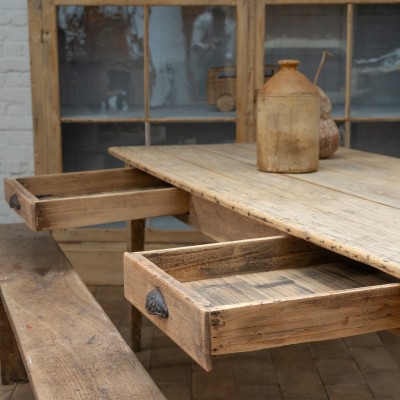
[0,1,34,223]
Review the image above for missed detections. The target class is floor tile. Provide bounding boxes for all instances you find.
[158,384,191,400]
[9,384,34,400]
[192,360,236,399]
[234,384,282,400]
[362,370,400,398]
[0,385,14,400]
[150,365,192,385]
[316,359,365,385]
[277,370,327,399]
[272,346,316,372]
[349,346,399,371]
[308,339,351,360]
[343,333,383,347]
[325,383,374,400]
[232,357,278,385]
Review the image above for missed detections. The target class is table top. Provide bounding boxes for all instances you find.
[109,143,400,278]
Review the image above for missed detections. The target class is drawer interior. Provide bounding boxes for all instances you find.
[4,168,190,230]
[141,236,398,304]
[125,235,400,370]
[185,261,397,306]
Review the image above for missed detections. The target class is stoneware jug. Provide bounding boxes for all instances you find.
[257,59,320,173]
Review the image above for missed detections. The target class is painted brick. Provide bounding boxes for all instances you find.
[3,41,30,57]
[5,72,31,88]
[7,130,33,146]
[0,25,29,41]
[0,116,33,130]
[6,103,32,117]
[0,3,33,224]
[1,0,28,11]
[0,57,30,72]
[0,101,7,115]
[0,87,32,102]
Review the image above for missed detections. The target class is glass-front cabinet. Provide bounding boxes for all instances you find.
[29,0,400,177]
[26,0,400,276]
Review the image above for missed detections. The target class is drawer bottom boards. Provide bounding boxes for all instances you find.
[124,236,400,371]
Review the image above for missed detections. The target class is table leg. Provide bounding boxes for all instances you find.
[0,298,27,384]
[127,219,145,352]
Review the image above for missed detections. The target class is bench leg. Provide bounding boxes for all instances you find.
[127,220,145,352]
[0,297,28,384]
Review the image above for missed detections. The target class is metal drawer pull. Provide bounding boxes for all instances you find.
[145,288,168,319]
[9,194,20,210]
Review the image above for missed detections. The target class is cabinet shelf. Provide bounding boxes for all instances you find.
[61,105,236,123]
[61,106,145,123]
[350,106,400,120]
[149,105,235,121]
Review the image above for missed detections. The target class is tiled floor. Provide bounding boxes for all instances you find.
[3,285,400,399]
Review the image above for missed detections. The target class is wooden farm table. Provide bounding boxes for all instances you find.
[4,142,400,372]
[109,142,400,279]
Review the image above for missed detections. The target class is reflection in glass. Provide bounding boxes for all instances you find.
[62,123,145,171]
[150,122,236,145]
[149,6,236,117]
[58,6,145,118]
[351,123,400,158]
[352,5,400,117]
[265,5,346,116]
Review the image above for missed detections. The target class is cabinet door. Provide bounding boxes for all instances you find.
[262,2,400,158]
[58,6,146,121]
[352,4,400,119]
[56,5,240,172]
[350,5,400,158]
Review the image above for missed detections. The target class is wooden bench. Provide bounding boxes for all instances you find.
[0,224,165,399]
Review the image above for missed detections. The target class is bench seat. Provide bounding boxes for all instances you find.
[0,224,165,399]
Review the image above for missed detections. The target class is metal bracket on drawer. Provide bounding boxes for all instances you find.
[145,288,168,319]
[9,194,20,210]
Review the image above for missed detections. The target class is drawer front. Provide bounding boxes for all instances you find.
[124,252,213,371]
[210,284,400,357]
[4,168,190,231]
[124,236,400,371]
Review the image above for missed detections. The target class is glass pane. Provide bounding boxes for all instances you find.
[265,5,347,117]
[351,122,400,158]
[150,122,236,145]
[352,5,400,118]
[62,123,145,171]
[58,6,145,119]
[149,6,236,118]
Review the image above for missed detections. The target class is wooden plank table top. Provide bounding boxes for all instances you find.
[109,143,400,279]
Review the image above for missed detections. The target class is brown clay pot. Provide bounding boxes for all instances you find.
[316,86,340,159]
[317,86,332,120]
[319,118,340,159]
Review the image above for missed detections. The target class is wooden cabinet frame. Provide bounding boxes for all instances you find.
[28,0,400,175]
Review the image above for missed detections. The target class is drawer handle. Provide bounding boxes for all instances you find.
[145,288,168,319]
[9,194,20,210]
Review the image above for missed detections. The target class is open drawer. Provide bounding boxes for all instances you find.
[4,168,190,231]
[124,235,400,371]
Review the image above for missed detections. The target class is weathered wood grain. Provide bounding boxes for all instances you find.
[110,144,400,278]
[0,224,165,399]
[4,169,190,230]
[180,195,280,241]
[124,252,213,371]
